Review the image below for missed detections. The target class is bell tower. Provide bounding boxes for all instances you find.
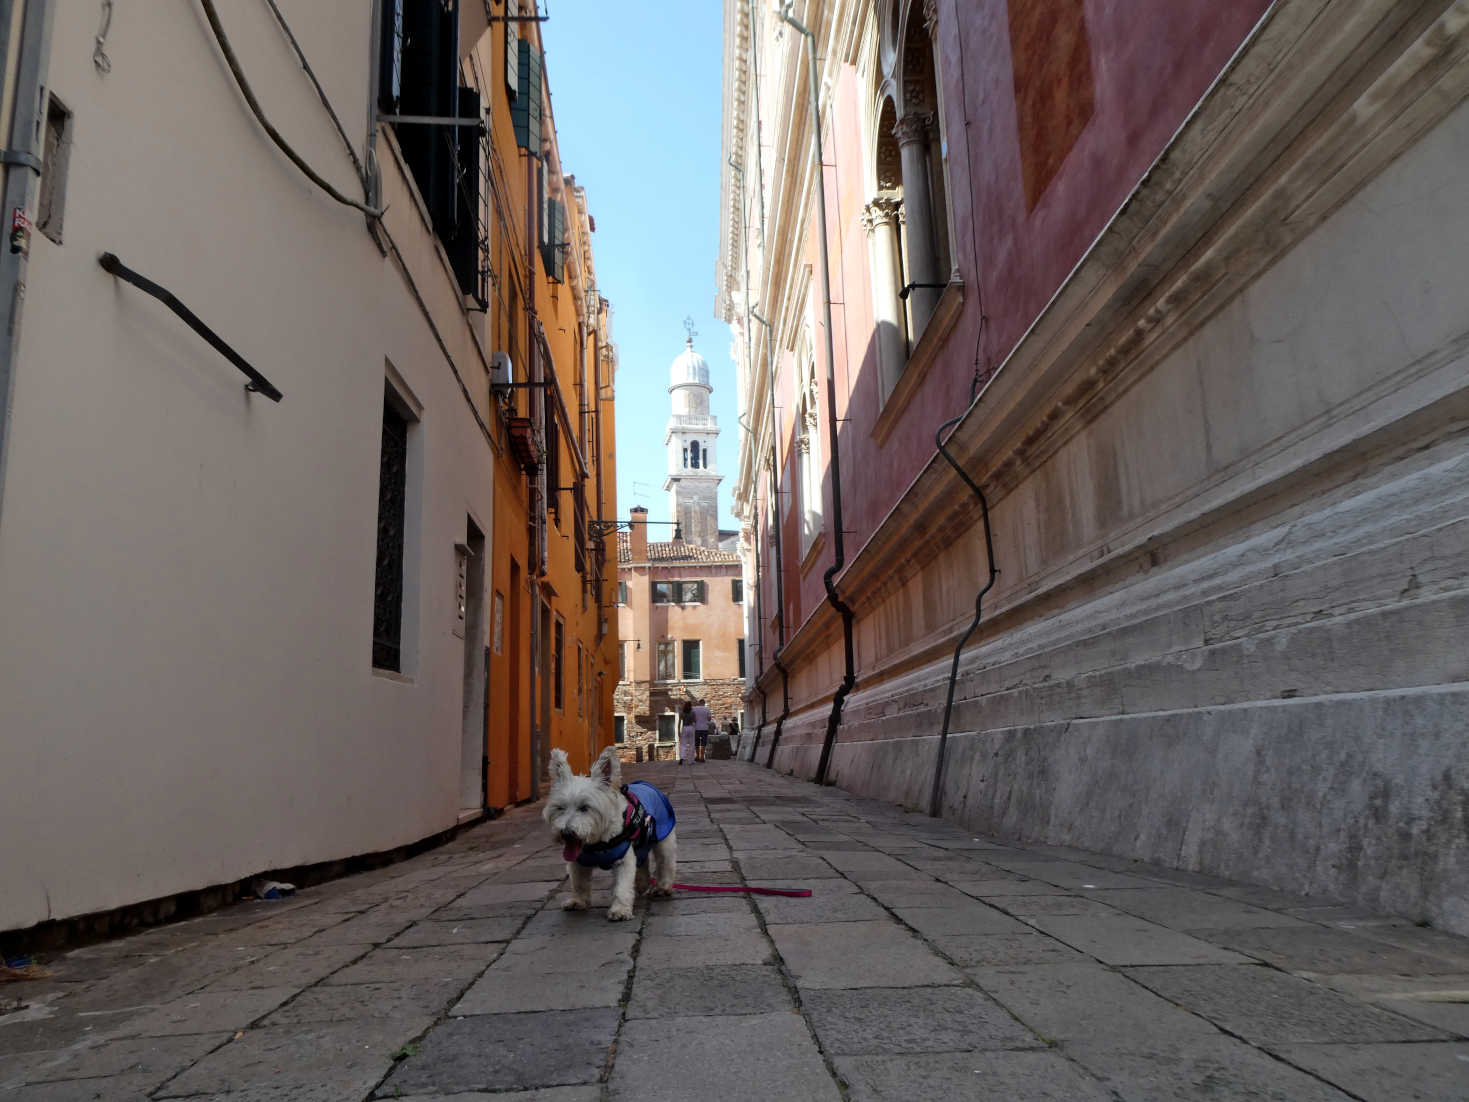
[663,321,722,548]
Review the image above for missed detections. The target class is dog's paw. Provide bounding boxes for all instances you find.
[606,903,633,921]
[562,897,589,911]
[649,883,674,898]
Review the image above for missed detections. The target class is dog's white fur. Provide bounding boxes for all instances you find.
[542,746,677,920]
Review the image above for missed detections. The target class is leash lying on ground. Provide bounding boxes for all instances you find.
[666,882,812,897]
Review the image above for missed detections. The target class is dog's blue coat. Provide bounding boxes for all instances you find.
[575,781,676,869]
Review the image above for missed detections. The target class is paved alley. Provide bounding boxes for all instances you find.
[3,761,1467,1100]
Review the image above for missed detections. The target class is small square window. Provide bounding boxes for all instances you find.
[653,581,673,604]
[614,715,626,744]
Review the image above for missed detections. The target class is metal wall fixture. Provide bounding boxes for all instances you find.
[98,253,284,402]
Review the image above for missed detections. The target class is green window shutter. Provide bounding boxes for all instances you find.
[512,39,541,152]
[504,0,519,97]
[540,196,566,282]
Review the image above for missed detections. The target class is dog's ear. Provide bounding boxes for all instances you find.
[548,748,572,788]
[592,745,621,788]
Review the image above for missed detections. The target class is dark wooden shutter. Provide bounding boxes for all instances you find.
[512,39,542,152]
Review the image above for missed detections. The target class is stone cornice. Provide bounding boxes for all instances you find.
[773,0,1469,669]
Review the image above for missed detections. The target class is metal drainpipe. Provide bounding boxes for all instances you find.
[776,5,855,786]
[749,309,789,769]
[0,0,55,530]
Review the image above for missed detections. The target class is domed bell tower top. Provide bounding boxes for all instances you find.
[664,324,722,548]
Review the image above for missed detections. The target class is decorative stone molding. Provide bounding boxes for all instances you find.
[921,0,939,38]
[892,111,932,146]
[860,195,902,233]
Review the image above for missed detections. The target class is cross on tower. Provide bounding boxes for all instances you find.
[683,316,699,343]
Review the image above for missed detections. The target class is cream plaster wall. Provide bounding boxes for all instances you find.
[0,2,496,931]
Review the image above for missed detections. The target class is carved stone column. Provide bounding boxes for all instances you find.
[894,112,940,338]
[862,195,906,400]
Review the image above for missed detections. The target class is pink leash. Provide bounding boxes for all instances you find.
[668,882,812,897]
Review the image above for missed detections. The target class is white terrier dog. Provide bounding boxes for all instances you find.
[542,746,677,921]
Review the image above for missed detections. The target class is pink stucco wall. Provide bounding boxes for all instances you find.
[787,0,1276,605]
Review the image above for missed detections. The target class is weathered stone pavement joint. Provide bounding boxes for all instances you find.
[2,761,1467,1099]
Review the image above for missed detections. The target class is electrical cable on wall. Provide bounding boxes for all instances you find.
[198,0,383,217]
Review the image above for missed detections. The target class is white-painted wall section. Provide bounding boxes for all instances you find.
[0,2,496,931]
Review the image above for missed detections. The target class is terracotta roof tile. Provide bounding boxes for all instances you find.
[617,531,741,565]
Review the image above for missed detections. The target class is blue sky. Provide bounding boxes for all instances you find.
[541,1,741,535]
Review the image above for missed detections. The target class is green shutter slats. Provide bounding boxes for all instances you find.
[513,39,542,152]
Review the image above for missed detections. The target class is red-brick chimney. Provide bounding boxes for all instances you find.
[628,506,648,562]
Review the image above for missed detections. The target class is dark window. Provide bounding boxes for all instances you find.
[617,641,626,681]
[373,393,409,671]
[676,581,705,604]
[690,441,700,469]
[617,580,628,604]
[614,715,626,744]
[553,618,564,710]
[731,578,743,603]
[378,2,480,300]
[681,640,701,680]
[655,641,675,680]
[738,639,746,679]
[657,714,676,743]
[653,581,673,604]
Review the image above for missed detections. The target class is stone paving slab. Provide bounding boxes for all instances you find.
[1064,1036,1357,1100]
[104,987,297,1038]
[453,959,629,1014]
[802,985,1040,1054]
[624,963,792,1018]
[834,1050,1114,1102]
[263,977,468,1025]
[968,963,1223,1043]
[1025,914,1253,966]
[1190,925,1463,974]
[608,1012,840,1102]
[5,762,1468,1101]
[322,943,503,986]
[1125,964,1449,1044]
[155,1020,420,1096]
[377,1009,618,1095]
[768,921,966,988]
[1271,1041,1469,1101]
[1301,970,1469,1036]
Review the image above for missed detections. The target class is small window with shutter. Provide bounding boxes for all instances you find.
[504,0,520,97]
[511,38,542,152]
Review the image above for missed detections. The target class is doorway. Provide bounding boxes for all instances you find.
[459,519,487,816]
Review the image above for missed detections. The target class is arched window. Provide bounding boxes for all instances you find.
[890,1,953,344]
[794,333,823,554]
[682,445,689,468]
[690,440,701,469]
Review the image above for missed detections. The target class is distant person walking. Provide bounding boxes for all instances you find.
[678,700,695,764]
[692,698,713,762]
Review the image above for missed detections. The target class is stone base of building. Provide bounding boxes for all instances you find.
[613,678,745,762]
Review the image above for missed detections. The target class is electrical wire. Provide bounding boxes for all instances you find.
[261,0,368,191]
[199,0,384,218]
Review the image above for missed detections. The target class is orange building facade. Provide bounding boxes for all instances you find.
[477,12,619,803]
[613,510,745,760]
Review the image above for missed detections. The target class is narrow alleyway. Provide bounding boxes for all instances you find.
[3,762,1466,1100]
